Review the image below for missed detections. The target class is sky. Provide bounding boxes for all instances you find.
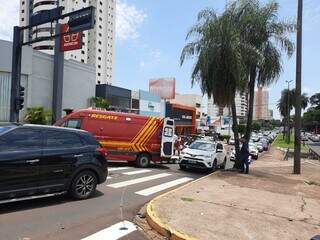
[0,0,319,119]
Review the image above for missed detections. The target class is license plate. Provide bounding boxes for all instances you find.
[188,160,197,164]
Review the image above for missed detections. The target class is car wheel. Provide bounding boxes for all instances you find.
[136,153,151,168]
[211,159,218,173]
[220,158,227,169]
[70,170,97,200]
[179,164,187,170]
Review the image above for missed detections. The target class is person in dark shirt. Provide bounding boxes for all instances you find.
[240,138,250,174]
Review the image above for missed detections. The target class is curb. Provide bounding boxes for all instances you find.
[146,173,214,240]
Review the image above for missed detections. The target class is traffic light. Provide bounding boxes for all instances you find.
[15,85,25,110]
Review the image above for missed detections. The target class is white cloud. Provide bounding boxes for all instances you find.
[0,0,19,40]
[150,49,161,60]
[140,60,145,68]
[116,0,147,41]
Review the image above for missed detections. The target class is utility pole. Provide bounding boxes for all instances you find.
[294,0,303,175]
[286,80,293,144]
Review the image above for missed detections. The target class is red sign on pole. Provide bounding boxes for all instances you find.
[60,24,82,52]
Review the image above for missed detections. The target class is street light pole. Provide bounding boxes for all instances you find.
[294,0,303,175]
[286,80,293,144]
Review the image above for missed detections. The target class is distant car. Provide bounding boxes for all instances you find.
[179,140,227,172]
[255,142,264,152]
[260,138,269,151]
[229,137,235,145]
[0,124,108,203]
[301,134,308,141]
[249,142,259,160]
[310,135,320,142]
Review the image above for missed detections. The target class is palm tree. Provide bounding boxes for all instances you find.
[233,0,296,142]
[277,89,308,143]
[180,6,249,167]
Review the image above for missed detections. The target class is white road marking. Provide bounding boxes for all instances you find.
[122,169,152,175]
[107,173,172,188]
[135,177,194,196]
[107,176,112,179]
[81,221,137,240]
[108,167,131,172]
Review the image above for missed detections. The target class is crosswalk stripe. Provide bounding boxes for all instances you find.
[122,169,152,175]
[135,177,194,196]
[108,167,131,172]
[81,221,137,240]
[107,173,172,188]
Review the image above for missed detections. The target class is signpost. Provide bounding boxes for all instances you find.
[10,6,95,122]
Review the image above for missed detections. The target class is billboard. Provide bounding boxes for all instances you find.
[60,24,82,52]
[149,78,176,99]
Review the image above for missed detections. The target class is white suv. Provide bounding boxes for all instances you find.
[179,140,227,172]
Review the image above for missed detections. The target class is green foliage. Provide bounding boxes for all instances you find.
[91,97,110,109]
[272,134,308,152]
[235,124,246,135]
[310,93,320,109]
[24,107,52,125]
[252,121,261,131]
[220,135,231,142]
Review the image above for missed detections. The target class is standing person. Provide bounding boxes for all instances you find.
[240,138,250,174]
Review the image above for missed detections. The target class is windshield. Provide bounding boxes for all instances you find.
[0,126,14,135]
[189,141,215,151]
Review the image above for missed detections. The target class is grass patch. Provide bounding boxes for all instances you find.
[181,197,194,202]
[272,134,308,152]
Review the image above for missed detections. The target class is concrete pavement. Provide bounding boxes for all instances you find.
[0,162,205,240]
[147,147,320,240]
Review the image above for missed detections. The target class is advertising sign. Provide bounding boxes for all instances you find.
[60,24,82,52]
[149,78,176,99]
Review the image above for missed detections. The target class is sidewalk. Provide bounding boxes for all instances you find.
[147,148,320,240]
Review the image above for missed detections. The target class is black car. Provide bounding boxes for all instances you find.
[0,124,108,203]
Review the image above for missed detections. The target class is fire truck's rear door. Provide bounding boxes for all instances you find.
[161,118,175,158]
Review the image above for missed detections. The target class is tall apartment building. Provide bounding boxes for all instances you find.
[208,92,248,119]
[253,86,270,120]
[19,0,116,84]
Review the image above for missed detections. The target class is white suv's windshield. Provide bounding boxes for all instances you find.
[189,142,215,151]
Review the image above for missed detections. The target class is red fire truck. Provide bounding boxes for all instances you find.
[55,108,175,167]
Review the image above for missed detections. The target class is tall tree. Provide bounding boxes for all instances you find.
[180,5,250,167]
[277,89,308,143]
[233,0,295,142]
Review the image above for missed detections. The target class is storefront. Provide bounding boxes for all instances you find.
[166,103,196,136]
[96,84,132,111]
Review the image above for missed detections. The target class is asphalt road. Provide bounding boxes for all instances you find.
[0,161,207,240]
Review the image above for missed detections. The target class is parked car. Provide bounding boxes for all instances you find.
[255,142,264,153]
[310,134,320,142]
[0,124,108,203]
[260,138,269,151]
[229,137,235,145]
[179,140,227,172]
[249,142,259,160]
[230,149,252,164]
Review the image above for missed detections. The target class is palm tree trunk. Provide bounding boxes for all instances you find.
[245,67,256,142]
[231,99,241,169]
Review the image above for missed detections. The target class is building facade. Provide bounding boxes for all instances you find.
[207,92,248,119]
[166,103,196,136]
[96,84,132,111]
[253,86,270,120]
[170,94,204,127]
[0,40,96,122]
[19,0,116,84]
